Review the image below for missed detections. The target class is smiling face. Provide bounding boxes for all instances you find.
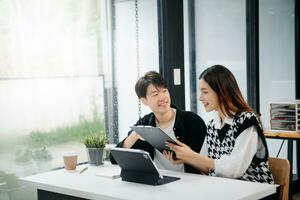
[141,84,171,114]
[198,78,220,113]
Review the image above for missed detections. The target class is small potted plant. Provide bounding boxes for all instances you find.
[83,134,107,166]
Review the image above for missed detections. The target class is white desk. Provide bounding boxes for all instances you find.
[19,163,277,200]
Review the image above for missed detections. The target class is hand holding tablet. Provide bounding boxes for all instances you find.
[130,125,177,154]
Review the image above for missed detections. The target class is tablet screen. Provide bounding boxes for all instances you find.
[130,126,176,153]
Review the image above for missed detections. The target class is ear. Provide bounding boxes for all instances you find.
[140,97,148,106]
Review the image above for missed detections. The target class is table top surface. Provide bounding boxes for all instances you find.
[19,162,276,200]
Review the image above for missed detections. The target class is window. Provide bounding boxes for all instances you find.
[193,0,247,123]
[259,0,295,158]
[0,1,105,199]
[111,0,159,141]
[0,0,159,199]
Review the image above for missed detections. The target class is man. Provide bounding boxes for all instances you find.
[110,71,206,174]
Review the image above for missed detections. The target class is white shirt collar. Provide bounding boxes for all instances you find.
[213,111,234,129]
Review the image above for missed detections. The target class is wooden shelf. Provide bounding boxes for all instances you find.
[264,130,300,139]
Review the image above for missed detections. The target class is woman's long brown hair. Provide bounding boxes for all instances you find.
[199,65,252,118]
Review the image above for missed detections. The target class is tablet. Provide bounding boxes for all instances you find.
[110,148,180,185]
[110,148,163,179]
[130,125,177,153]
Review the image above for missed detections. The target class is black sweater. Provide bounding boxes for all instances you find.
[110,106,207,174]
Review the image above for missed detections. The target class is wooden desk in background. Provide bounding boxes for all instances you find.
[264,130,300,200]
[264,130,300,140]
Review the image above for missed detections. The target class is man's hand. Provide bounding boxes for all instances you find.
[123,132,145,148]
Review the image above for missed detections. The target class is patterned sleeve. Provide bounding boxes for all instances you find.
[214,126,258,178]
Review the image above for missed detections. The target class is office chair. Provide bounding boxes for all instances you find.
[269,157,290,200]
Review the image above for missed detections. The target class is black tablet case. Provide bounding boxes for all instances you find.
[110,148,180,185]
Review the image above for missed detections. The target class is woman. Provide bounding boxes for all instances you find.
[164,65,274,183]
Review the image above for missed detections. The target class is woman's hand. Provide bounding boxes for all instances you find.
[165,140,214,174]
[164,140,196,164]
[163,150,184,165]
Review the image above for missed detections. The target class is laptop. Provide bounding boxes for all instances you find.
[110,148,180,185]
